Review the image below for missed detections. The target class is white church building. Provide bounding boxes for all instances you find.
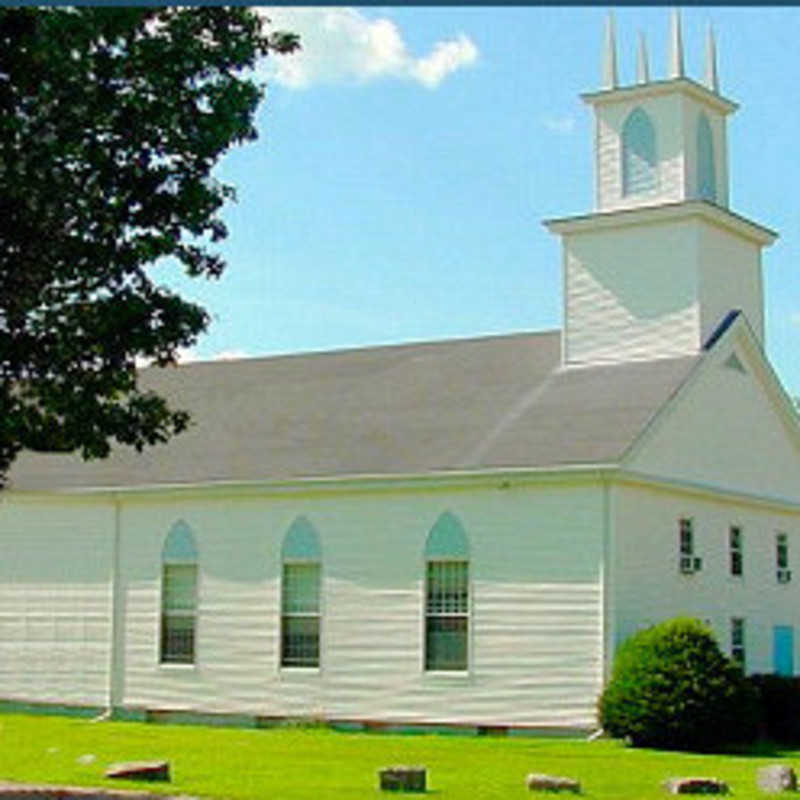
[1,15,799,732]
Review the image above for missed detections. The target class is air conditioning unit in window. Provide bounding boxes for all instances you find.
[777,568,792,584]
[680,556,702,574]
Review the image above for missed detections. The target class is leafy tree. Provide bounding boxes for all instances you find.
[599,617,759,751]
[0,7,298,483]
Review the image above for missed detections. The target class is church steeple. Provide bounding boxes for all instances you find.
[668,8,684,79]
[602,11,618,90]
[544,12,777,367]
[636,32,650,85]
[582,12,736,212]
[704,25,719,93]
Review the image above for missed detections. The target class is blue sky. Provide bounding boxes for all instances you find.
[154,7,800,398]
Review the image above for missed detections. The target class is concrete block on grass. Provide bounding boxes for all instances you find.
[378,767,426,792]
[526,773,581,793]
[757,765,797,793]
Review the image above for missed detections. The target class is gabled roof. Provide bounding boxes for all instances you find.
[6,331,699,492]
[622,310,800,496]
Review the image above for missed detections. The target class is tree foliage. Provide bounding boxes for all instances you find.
[0,7,298,483]
[598,617,759,751]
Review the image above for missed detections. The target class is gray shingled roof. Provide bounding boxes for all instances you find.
[6,331,699,491]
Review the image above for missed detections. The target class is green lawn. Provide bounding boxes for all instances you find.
[0,712,796,799]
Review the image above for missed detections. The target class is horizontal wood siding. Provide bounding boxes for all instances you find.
[595,94,685,212]
[565,220,700,364]
[0,500,113,706]
[116,483,605,728]
[697,225,763,346]
[613,483,800,675]
[627,336,800,501]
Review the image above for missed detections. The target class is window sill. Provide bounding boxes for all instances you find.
[423,669,471,680]
[158,662,197,671]
[279,666,321,675]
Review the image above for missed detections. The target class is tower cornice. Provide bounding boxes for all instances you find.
[544,200,777,247]
[581,77,737,116]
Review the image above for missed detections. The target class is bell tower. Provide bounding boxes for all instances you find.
[588,12,733,212]
[546,11,777,366]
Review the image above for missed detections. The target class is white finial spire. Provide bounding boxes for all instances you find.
[704,24,719,93]
[636,31,650,84]
[668,8,685,79]
[603,11,618,90]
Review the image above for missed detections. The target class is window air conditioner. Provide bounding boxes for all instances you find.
[680,556,702,574]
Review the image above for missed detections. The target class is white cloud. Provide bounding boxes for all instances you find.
[208,349,252,362]
[136,347,251,368]
[257,7,478,90]
[542,114,575,135]
[409,35,478,89]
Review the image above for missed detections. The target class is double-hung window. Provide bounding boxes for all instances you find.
[679,518,700,573]
[424,512,470,672]
[281,517,322,668]
[161,521,198,665]
[281,563,321,667]
[730,617,745,669]
[777,533,791,584]
[729,526,743,577]
[425,561,469,671]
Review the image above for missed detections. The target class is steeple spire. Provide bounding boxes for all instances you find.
[704,24,719,93]
[602,11,618,90]
[668,8,685,79]
[636,31,650,84]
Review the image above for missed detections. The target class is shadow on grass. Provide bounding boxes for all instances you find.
[726,739,800,758]
[624,738,800,758]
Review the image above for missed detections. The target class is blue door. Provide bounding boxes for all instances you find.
[773,626,795,676]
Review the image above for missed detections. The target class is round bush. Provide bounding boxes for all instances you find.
[598,617,759,751]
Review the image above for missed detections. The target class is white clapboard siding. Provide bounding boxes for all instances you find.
[626,332,800,502]
[612,483,800,675]
[114,483,605,728]
[596,94,686,212]
[594,89,729,213]
[564,220,701,364]
[598,114,683,212]
[696,224,763,345]
[0,500,113,706]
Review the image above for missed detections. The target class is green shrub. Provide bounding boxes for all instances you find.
[599,617,759,751]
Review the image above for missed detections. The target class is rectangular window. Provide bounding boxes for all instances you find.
[679,518,700,573]
[425,560,469,671]
[777,533,791,583]
[729,526,743,576]
[281,563,320,668]
[731,617,745,669]
[161,563,197,664]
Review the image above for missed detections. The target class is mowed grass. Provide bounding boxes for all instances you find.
[0,712,797,800]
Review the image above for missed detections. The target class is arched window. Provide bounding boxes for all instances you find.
[697,112,716,202]
[161,520,198,664]
[424,512,470,671]
[281,516,322,668]
[622,107,657,196]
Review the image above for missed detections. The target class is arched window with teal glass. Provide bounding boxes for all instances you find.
[160,520,198,664]
[281,516,322,668]
[622,107,657,196]
[697,112,716,202]
[424,512,470,671]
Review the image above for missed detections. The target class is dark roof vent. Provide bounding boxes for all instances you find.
[703,309,741,351]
